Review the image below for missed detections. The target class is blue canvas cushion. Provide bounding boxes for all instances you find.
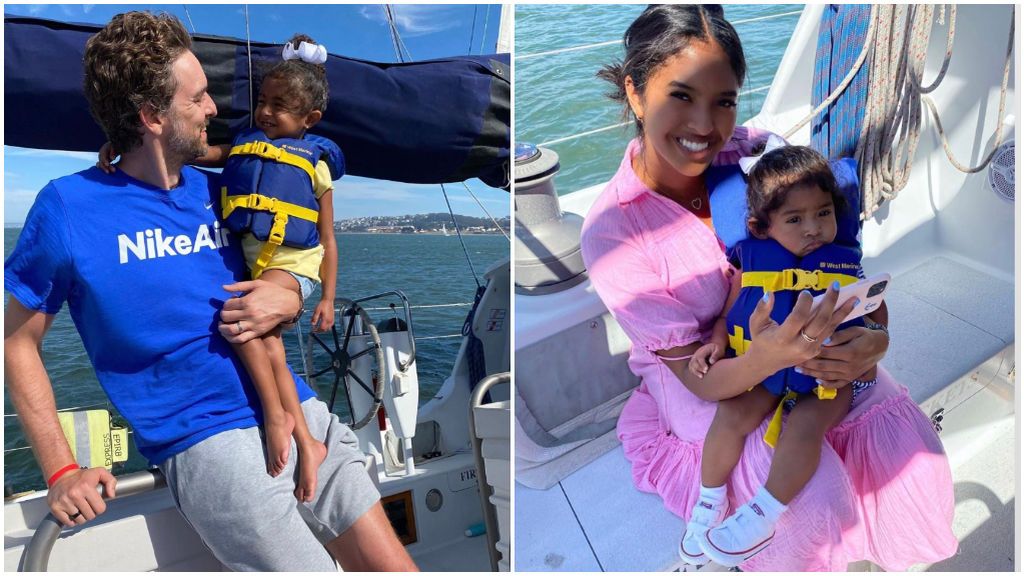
[708,157,862,255]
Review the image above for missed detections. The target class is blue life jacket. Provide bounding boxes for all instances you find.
[220,128,344,277]
[725,237,864,397]
[708,157,862,256]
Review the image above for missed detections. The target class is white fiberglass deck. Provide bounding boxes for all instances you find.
[515,254,1015,572]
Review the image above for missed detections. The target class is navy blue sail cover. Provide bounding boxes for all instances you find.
[4,15,510,189]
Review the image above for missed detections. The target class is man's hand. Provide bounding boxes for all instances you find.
[689,343,723,378]
[47,467,117,527]
[218,280,301,343]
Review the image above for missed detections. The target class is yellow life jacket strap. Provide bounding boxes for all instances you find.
[229,140,316,183]
[57,409,129,470]
[762,391,797,448]
[221,187,320,223]
[742,269,859,292]
[220,187,320,279]
[762,385,837,448]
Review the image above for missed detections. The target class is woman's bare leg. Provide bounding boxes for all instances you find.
[764,384,853,504]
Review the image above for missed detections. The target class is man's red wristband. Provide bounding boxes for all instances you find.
[47,463,81,487]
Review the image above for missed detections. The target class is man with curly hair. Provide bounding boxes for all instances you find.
[4,11,416,571]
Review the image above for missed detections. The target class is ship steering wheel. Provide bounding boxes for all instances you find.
[304,298,385,430]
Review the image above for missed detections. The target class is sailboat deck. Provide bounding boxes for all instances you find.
[515,254,1016,572]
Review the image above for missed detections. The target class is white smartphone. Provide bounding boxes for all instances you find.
[811,273,891,323]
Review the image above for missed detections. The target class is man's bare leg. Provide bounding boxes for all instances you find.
[325,502,419,571]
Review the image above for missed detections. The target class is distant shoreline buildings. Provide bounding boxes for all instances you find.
[334,213,511,235]
[8,213,512,235]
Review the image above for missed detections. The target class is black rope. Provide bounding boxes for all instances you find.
[462,285,489,402]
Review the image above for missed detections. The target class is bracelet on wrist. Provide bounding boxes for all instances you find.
[864,320,889,340]
[47,463,83,487]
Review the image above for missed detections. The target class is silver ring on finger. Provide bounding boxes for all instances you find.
[799,330,817,343]
[68,510,82,520]
[236,321,243,335]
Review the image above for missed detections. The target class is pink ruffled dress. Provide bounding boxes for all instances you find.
[580,129,957,571]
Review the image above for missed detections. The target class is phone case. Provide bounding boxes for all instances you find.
[811,273,891,323]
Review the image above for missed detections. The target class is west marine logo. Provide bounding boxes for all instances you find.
[118,222,230,264]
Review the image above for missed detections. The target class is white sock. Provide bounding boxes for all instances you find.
[747,485,787,525]
[699,483,728,506]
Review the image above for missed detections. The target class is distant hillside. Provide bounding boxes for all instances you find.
[336,213,510,234]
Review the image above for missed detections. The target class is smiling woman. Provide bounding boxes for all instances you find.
[515,3,970,572]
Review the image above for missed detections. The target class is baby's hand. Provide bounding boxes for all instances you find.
[96,142,118,174]
[311,299,335,333]
[688,343,724,378]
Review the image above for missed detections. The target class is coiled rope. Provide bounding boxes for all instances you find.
[785,5,1014,220]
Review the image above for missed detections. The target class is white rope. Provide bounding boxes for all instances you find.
[782,10,878,141]
[539,85,771,148]
[851,4,1014,218]
[415,334,464,341]
[461,182,510,240]
[776,5,1013,220]
[516,10,803,61]
[919,6,1013,174]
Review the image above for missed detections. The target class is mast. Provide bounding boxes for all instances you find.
[496,4,511,54]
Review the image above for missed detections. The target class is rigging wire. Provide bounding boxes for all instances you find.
[461,181,510,241]
[516,9,803,60]
[538,85,771,148]
[382,5,413,62]
[478,4,491,55]
[440,183,482,288]
[382,5,403,62]
[468,5,479,55]
[244,4,254,128]
[182,5,197,34]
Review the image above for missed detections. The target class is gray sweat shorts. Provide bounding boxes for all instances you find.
[157,398,380,571]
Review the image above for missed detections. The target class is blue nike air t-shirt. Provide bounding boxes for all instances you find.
[4,166,315,464]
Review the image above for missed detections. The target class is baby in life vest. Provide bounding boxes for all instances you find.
[98,34,340,501]
[678,143,887,567]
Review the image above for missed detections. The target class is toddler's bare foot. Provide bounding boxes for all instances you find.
[294,439,328,502]
[264,411,295,477]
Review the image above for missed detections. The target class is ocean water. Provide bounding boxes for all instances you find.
[3,229,508,493]
[516,4,802,195]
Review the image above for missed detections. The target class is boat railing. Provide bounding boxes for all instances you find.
[18,469,167,572]
[469,372,511,572]
[514,9,803,61]
[515,7,802,149]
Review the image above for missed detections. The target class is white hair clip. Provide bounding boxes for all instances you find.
[738,133,788,175]
[282,41,328,65]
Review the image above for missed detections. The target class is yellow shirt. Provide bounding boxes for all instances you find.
[241,160,333,281]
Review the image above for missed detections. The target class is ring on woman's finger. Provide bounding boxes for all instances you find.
[68,510,81,520]
[799,330,817,343]
[236,321,243,335]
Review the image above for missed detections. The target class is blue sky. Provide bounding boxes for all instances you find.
[3,4,510,224]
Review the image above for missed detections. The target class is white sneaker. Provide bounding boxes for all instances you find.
[678,498,727,565]
[696,502,775,567]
